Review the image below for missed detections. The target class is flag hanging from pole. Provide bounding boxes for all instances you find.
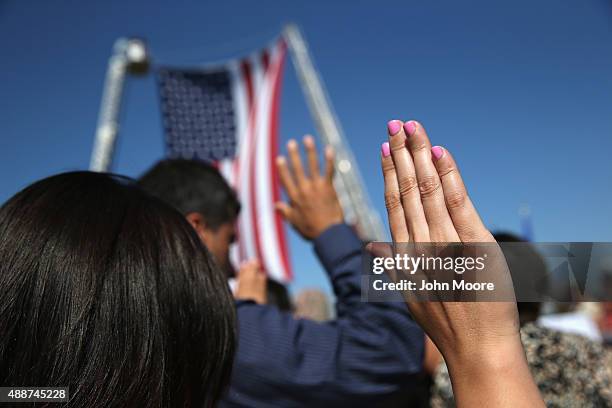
[157,38,292,282]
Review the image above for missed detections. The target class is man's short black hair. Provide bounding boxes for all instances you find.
[493,231,548,325]
[138,159,241,230]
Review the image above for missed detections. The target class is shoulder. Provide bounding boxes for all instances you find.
[520,322,612,406]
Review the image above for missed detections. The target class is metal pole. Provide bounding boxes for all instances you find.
[283,24,386,241]
[90,38,150,172]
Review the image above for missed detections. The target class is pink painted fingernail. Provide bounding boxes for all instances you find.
[404,121,417,136]
[387,120,402,136]
[431,146,444,160]
[381,142,391,157]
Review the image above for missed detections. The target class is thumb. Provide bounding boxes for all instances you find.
[324,145,335,181]
[275,202,293,221]
[238,259,259,276]
[365,241,394,258]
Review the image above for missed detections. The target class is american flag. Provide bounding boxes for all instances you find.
[157,38,292,282]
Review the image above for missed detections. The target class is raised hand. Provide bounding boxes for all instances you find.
[235,260,267,305]
[275,136,344,240]
[381,119,543,407]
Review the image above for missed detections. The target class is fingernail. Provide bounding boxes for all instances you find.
[387,120,402,136]
[431,146,444,160]
[404,121,417,136]
[381,142,391,157]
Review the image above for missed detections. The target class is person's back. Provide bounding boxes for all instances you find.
[0,172,236,407]
[521,322,612,406]
[431,323,612,407]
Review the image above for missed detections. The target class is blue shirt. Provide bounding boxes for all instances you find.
[221,224,424,407]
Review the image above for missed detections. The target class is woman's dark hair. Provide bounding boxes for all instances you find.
[0,171,236,407]
[138,159,240,230]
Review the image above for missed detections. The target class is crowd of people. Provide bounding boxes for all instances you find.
[0,119,610,407]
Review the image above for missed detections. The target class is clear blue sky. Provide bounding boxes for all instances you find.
[2,0,611,294]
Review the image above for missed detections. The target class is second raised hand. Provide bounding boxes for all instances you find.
[275,136,344,241]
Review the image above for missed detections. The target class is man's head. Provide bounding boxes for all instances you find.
[493,232,549,326]
[138,159,240,275]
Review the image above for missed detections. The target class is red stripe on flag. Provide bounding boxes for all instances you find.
[235,59,255,263]
[261,50,270,71]
[269,40,292,279]
[241,60,254,109]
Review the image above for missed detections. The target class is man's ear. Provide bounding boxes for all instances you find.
[185,212,208,244]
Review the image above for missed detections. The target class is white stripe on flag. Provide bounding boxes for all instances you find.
[226,61,249,269]
[254,43,286,281]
